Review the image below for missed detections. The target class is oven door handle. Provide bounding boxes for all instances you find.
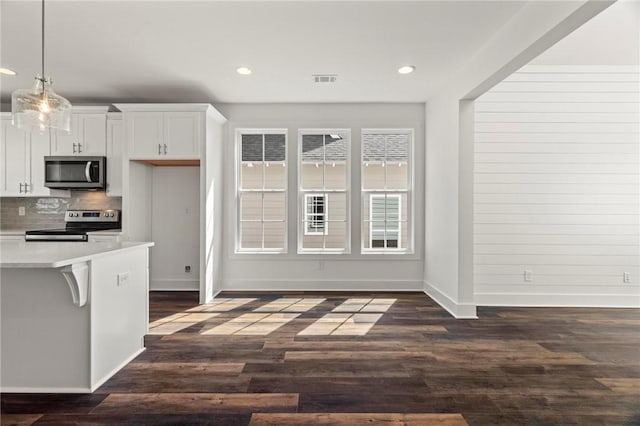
[85,161,93,183]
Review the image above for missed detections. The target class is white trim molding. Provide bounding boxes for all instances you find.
[223,278,423,292]
[150,278,199,291]
[424,281,478,319]
[475,293,640,308]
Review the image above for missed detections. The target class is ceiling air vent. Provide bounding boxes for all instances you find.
[313,75,337,83]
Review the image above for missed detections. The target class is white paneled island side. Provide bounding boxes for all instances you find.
[0,241,153,393]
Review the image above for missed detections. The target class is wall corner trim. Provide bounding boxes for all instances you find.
[424,281,478,319]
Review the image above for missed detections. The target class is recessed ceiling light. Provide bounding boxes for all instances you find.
[0,68,17,76]
[398,65,415,75]
[236,67,252,75]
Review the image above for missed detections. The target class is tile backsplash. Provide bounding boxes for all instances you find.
[0,192,122,230]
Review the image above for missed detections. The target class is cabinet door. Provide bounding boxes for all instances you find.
[51,114,79,155]
[77,114,107,155]
[165,112,201,158]
[106,118,123,196]
[1,119,28,196]
[128,112,164,158]
[27,132,51,196]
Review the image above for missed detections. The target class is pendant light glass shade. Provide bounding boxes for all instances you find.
[12,75,72,133]
[11,0,72,133]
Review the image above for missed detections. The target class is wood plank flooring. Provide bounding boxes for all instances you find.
[2,291,639,425]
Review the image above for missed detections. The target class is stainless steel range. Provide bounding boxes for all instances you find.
[25,209,121,242]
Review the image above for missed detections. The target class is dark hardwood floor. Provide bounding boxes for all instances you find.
[2,291,639,425]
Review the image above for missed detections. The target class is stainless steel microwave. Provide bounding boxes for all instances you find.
[44,156,106,190]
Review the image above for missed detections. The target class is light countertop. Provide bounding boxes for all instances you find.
[0,241,154,268]
[0,230,27,236]
[87,229,123,236]
[1,230,123,236]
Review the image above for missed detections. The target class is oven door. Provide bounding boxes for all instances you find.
[44,156,106,189]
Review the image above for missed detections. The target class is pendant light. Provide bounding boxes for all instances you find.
[11,0,71,133]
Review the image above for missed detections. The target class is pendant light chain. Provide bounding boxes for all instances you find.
[41,0,45,80]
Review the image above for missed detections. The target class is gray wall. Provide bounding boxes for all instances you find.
[216,102,425,291]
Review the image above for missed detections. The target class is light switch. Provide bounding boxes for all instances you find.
[117,272,130,286]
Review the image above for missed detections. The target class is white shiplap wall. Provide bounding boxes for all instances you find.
[474,65,640,307]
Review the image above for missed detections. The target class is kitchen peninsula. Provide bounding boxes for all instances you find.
[0,240,153,393]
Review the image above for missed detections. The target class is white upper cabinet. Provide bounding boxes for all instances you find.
[1,118,29,196]
[165,112,201,158]
[51,108,108,156]
[127,112,164,158]
[116,105,204,160]
[106,114,124,196]
[0,116,51,197]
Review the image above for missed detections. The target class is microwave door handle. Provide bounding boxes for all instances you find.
[85,161,93,183]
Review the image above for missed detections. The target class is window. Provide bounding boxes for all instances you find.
[236,130,287,253]
[304,194,328,235]
[362,130,412,252]
[299,130,350,253]
[370,194,401,248]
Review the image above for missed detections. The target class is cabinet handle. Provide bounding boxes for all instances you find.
[163,144,167,155]
[158,144,162,155]
[78,143,82,153]
[24,183,30,193]
[19,183,23,193]
[72,143,77,153]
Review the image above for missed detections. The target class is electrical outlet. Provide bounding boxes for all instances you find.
[185,265,191,273]
[623,272,631,283]
[524,270,533,282]
[318,261,325,271]
[18,206,26,216]
[117,272,130,286]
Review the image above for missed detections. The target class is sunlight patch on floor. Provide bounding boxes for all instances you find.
[186,298,257,312]
[148,313,220,335]
[148,297,392,337]
[200,312,300,335]
[332,298,396,313]
[299,298,396,336]
[298,313,383,336]
[254,298,326,313]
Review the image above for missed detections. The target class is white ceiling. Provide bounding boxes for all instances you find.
[531,0,640,66]
[0,0,606,104]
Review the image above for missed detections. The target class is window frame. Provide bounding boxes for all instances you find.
[369,193,402,249]
[298,129,351,254]
[235,128,288,254]
[361,128,414,254]
[304,193,329,236]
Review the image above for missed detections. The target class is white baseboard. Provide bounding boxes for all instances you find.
[1,385,92,393]
[424,281,477,319]
[90,347,145,392]
[202,288,223,304]
[150,278,199,291]
[475,293,640,308]
[222,279,424,292]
